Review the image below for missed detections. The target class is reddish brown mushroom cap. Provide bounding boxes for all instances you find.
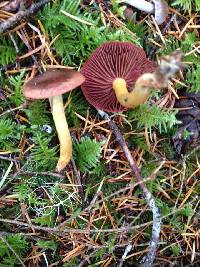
[23,69,85,99]
[81,41,156,112]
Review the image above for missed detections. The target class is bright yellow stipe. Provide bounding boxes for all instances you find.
[50,95,72,172]
[113,74,155,109]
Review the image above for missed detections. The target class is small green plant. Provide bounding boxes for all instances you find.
[73,137,105,172]
[179,203,194,217]
[156,199,171,215]
[8,70,26,106]
[170,244,181,257]
[111,0,126,19]
[33,208,56,227]
[0,234,28,267]
[29,132,57,170]
[186,65,200,93]
[172,0,200,12]
[24,101,50,126]
[127,104,178,132]
[0,36,16,66]
[13,182,31,202]
[36,240,58,251]
[0,118,19,151]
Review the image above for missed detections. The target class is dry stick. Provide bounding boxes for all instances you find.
[0,105,24,117]
[148,14,176,59]
[17,29,41,71]
[0,162,13,189]
[0,217,151,234]
[0,208,182,235]
[22,171,65,179]
[0,230,166,249]
[98,110,161,267]
[119,243,133,267]
[71,157,85,203]
[0,155,18,162]
[0,0,52,34]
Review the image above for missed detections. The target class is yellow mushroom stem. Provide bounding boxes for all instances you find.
[49,95,72,172]
[113,73,157,109]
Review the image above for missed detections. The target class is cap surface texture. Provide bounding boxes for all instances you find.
[81,41,156,112]
[23,69,85,99]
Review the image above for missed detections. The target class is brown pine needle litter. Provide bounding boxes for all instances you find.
[0,0,200,266]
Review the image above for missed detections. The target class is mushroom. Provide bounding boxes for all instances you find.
[118,0,169,25]
[81,41,156,112]
[23,69,85,172]
[81,42,183,113]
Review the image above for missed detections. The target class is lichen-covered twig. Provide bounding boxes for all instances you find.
[0,0,52,34]
[98,110,161,267]
[119,243,133,267]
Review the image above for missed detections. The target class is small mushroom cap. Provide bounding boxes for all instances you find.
[152,0,169,25]
[23,69,85,99]
[81,41,156,112]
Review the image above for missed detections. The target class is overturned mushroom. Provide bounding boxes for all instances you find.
[81,42,183,113]
[23,69,85,172]
[118,0,169,25]
[81,41,156,112]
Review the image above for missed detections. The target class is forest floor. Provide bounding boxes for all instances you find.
[0,1,200,266]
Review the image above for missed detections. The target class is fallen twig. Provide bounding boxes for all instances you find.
[119,243,133,267]
[0,155,18,162]
[0,0,52,34]
[98,110,161,267]
[0,208,181,234]
[148,13,176,59]
[0,162,13,189]
[71,157,85,203]
[0,217,152,234]
[0,105,24,117]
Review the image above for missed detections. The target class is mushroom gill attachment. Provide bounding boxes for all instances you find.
[23,69,85,172]
[81,41,156,112]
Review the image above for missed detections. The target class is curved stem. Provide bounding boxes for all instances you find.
[113,51,183,109]
[49,95,72,172]
[113,74,155,109]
